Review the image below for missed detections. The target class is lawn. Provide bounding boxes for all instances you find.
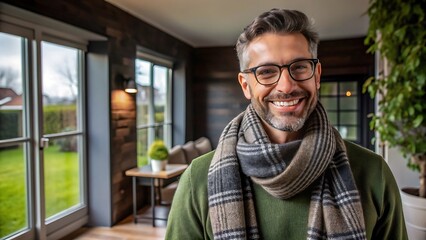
[0,145,79,238]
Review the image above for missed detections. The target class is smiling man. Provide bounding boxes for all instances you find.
[166,9,407,240]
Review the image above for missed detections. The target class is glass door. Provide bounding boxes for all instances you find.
[0,25,87,240]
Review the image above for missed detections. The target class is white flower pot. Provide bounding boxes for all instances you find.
[151,159,167,172]
[401,188,426,240]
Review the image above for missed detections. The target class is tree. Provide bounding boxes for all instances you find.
[55,59,77,100]
[0,67,19,92]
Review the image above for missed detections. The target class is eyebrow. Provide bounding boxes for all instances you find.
[249,57,312,68]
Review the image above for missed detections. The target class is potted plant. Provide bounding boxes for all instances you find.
[148,140,169,172]
[363,0,426,238]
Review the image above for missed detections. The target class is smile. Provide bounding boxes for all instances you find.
[272,99,300,107]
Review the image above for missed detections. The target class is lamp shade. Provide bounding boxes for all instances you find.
[124,79,137,93]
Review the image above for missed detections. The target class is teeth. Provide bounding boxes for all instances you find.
[273,99,299,107]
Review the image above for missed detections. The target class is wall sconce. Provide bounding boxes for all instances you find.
[124,78,137,93]
[117,74,137,93]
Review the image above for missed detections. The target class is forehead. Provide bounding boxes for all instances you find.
[245,33,310,66]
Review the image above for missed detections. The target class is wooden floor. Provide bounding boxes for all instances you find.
[62,183,178,239]
[62,207,169,240]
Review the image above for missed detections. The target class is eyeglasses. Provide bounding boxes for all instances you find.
[241,58,319,86]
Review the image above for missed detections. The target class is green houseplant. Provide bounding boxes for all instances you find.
[148,140,169,172]
[364,0,426,238]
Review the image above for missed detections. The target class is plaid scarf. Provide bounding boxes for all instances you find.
[208,102,366,239]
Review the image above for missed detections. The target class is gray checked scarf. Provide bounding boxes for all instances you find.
[207,102,366,239]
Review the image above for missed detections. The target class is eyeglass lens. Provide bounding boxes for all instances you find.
[255,60,315,84]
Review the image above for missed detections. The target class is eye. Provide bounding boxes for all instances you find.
[256,66,279,77]
[290,63,309,73]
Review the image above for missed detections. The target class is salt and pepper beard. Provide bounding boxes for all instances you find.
[248,86,319,132]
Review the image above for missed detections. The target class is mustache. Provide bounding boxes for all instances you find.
[265,90,309,100]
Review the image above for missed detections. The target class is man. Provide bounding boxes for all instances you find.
[166,9,407,240]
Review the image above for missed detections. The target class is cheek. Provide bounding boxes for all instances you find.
[249,85,270,100]
[244,81,274,101]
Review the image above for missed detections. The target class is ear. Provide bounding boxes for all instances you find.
[238,73,252,99]
[315,61,322,90]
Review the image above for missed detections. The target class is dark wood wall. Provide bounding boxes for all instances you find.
[192,37,374,147]
[192,47,246,147]
[318,37,374,77]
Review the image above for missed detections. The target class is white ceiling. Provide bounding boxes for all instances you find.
[106,0,370,47]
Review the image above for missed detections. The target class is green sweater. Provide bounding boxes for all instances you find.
[165,141,408,239]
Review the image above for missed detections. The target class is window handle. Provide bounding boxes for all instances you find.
[40,137,49,149]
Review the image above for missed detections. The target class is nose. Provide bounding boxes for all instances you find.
[275,68,296,93]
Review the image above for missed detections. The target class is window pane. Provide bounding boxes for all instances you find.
[327,111,338,125]
[41,42,83,220]
[0,32,24,140]
[0,144,28,238]
[339,126,358,141]
[153,65,167,124]
[340,96,358,110]
[340,112,358,125]
[154,125,164,142]
[340,81,357,96]
[321,97,338,110]
[320,82,337,95]
[45,136,81,219]
[41,42,78,134]
[136,59,151,126]
[137,128,148,166]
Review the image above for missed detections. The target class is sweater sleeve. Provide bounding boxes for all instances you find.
[345,140,408,240]
[165,151,214,240]
[165,164,205,240]
[371,159,408,240]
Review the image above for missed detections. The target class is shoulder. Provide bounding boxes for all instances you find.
[344,140,382,162]
[344,140,395,186]
[179,151,213,195]
[344,140,385,174]
[190,150,214,175]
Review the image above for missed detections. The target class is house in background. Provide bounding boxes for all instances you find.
[0,87,23,141]
[0,87,22,110]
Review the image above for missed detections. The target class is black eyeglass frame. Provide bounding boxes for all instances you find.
[241,58,320,86]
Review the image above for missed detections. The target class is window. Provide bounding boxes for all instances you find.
[320,75,374,149]
[135,56,172,166]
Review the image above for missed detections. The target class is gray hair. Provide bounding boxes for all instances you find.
[236,9,319,70]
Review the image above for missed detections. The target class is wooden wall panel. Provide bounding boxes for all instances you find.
[192,47,246,147]
[318,37,374,76]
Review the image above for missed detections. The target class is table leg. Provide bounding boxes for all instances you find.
[151,178,156,227]
[132,177,137,223]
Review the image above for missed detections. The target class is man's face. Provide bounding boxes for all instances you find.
[238,33,321,133]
